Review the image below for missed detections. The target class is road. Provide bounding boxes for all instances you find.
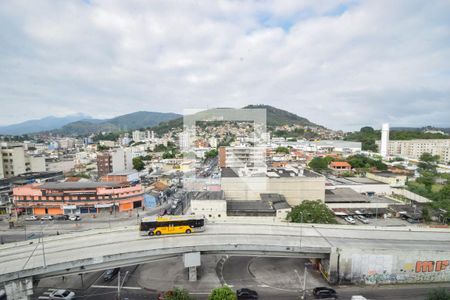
[31,256,450,300]
[2,222,450,283]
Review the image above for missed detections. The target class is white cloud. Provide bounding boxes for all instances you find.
[0,0,449,130]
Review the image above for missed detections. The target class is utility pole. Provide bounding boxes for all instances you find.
[117,271,120,300]
[41,232,47,268]
[302,265,307,300]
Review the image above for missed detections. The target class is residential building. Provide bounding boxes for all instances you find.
[13,181,144,215]
[218,146,266,170]
[376,139,450,163]
[96,148,133,177]
[329,161,352,173]
[0,143,46,178]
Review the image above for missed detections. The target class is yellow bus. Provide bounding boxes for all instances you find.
[139,215,205,236]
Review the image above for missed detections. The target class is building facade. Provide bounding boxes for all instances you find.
[97,148,133,177]
[13,181,144,215]
[220,167,325,206]
[218,146,266,170]
[0,143,45,179]
[376,139,450,163]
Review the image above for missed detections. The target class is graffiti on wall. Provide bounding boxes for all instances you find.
[350,254,450,284]
[415,260,449,273]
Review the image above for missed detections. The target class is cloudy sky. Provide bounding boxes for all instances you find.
[0,0,449,130]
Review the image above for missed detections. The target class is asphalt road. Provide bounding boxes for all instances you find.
[30,257,450,300]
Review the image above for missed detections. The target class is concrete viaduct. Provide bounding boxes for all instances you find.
[1,222,450,299]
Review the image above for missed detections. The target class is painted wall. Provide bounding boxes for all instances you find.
[338,248,450,285]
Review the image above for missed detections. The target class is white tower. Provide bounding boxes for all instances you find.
[380,123,389,157]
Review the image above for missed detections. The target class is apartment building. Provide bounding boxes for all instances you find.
[97,148,133,177]
[0,143,45,179]
[376,139,450,163]
[13,181,144,215]
[218,146,266,170]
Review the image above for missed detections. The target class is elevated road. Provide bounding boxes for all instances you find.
[1,222,450,284]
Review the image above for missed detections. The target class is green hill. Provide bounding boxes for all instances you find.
[54,111,181,136]
[151,104,321,135]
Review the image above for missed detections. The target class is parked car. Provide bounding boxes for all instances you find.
[55,215,70,221]
[25,215,38,221]
[344,216,356,224]
[69,215,81,221]
[236,288,258,299]
[49,289,75,300]
[355,215,369,224]
[41,215,54,221]
[103,267,120,282]
[313,287,338,299]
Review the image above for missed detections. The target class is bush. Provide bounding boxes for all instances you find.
[427,288,450,300]
[164,288,196,300]
[208,286,237,300]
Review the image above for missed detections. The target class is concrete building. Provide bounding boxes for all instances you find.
[376,139,450,163]
[13,181,144,215]
[380,123,389,157]
[218,146,266,170]
[329,161,352,173]
[100,170,139,183]
[189,191,227,220]
[0,158,3,179]
[0,143,45,178]
[366,172,407,187]
[220,167,325,206]
[189,191,291,221]
[97,148,133,177]
[46,158,76,173]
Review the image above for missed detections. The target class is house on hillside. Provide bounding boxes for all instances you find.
[329,161,352,174]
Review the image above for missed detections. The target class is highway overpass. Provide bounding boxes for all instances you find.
[1,222,450,299]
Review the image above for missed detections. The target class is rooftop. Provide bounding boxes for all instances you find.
[39,181,125,190]
[189,191,225,200]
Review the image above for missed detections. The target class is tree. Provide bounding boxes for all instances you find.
[308,157,331,172]
[205,149,218,159]
[208,286,237,300]
[287,200,338,224]
[360,126,375,134]
[163,151,176,159]
[163,288,196,300]
[427,288,450,300]
[418,152,440,173]
[132,157,145,171]
[275,146,290,154]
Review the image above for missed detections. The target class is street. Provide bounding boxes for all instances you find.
[30,256,450,300]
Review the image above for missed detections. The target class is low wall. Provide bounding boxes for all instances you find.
[337,248,450,285]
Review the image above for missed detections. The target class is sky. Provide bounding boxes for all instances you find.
[0,0,449,131]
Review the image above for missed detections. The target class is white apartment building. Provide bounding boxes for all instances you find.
[218,146,266,170]
[132,130,154,143]
[0,143,46,178]
[111,148,133,172]
[376,139,450,163]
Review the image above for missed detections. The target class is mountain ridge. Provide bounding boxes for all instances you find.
[0,113,90,135]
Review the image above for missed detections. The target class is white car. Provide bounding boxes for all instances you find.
[49,289,75,300]
[25,215,38,221]
[344,216,356,224]
[69,215,81,221]
[355,215,369,224]
[41,215,54,221]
